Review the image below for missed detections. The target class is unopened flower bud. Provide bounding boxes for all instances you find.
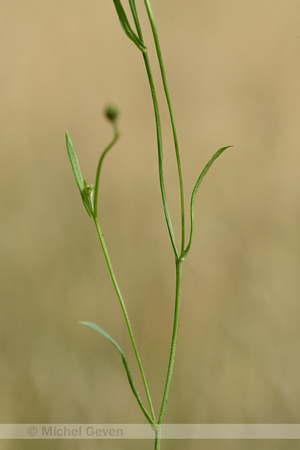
[104,104,120,123]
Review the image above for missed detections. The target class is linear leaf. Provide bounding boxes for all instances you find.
[80,321,155,425]
[182,146,232,259]
[112,0,147,53]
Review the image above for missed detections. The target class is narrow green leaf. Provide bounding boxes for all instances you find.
[191,146,232,199]
[66,131,84,192]
[182,146,232,259]
[66,132,94,219]
[80,321,156,426]
[112,0,147,53]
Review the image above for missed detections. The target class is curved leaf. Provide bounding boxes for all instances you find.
[182,146,232,259]
[80,321,156,426]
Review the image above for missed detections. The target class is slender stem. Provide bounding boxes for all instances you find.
[93,122,119,218]
[92,121,156,421]
[93,216,156,422]
[158,258,183,425]
[129,0,179,260]
[130,4,185,447]
[154,425,162,450]
[143,0,186,255]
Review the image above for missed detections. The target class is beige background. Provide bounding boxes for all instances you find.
[1,1,300,449]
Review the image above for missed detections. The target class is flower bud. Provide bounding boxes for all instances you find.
[104,104,120,124]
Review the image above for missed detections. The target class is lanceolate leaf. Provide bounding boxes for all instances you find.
[80,321,155,426]
[112,0,147,53]
[66,131,94,218]
[66,131,84,192]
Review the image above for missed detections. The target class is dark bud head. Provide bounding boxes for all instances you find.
[104,104,120,123]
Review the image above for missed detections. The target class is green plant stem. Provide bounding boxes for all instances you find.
[93,122,119,218]
[92,123,156,422]
[93,216,156,423]
[154,425,162,450]
[153,259,183,450]
[158,259,182,424]
[130,3,186,447]
[144,55,180,259]
[129,0,179,260]
[143,0,186,255]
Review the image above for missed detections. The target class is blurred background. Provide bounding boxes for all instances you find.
[1,0,300,449]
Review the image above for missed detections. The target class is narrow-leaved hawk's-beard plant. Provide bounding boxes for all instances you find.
[65,1,233,448]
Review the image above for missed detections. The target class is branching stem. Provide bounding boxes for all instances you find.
[92,123,156,423]
[67,3,232,449]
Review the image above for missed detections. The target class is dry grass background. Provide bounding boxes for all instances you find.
[1,0,300,449]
